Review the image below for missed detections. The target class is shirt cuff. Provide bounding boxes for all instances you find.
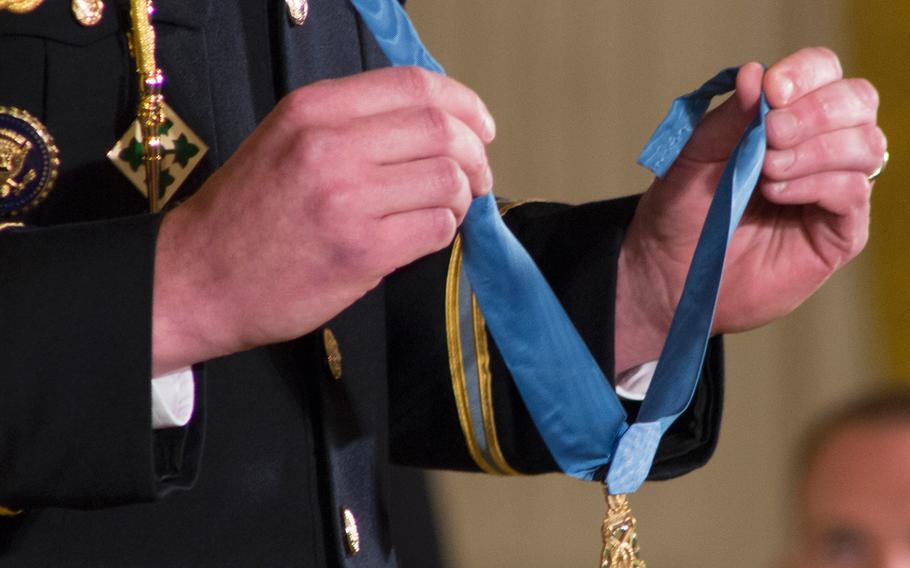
[615,360,657,401]
[151,367,195,429]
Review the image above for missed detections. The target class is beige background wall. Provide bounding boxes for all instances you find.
[406,2,883,567]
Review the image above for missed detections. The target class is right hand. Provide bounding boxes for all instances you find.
[152,67,495,375]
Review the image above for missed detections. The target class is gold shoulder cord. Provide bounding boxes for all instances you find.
[128,0,165,213]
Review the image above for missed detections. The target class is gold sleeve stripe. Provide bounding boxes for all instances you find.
[444,200,542,475]
[0,505,22,516]
[471,295,522,476]
[497,198,542,216]
[445,234,499,475]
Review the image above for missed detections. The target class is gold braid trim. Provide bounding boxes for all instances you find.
[129,0,156,75]
[472,296,521,476]
[444,199,543,475]
[445,235,498,474]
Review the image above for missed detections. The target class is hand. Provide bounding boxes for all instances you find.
[151,67,496,375]
[615,47,885,372]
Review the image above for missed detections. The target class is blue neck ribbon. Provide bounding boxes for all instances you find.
[352,0,768,494]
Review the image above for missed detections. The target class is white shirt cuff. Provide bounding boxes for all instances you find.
[614,360,657,401]
[148,359,648,428]
[151,367,195,429]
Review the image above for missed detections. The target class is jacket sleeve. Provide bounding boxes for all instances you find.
[0,4,208,510]
[386,195,723,481]
[0,217,203,510]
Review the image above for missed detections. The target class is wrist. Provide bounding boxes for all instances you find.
[613,227,675,375]
[152,201,238,375]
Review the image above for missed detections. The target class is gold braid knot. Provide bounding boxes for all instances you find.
[600,491,646,568]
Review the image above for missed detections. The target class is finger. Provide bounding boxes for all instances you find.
[344,106,491,197]
[760,171,870,216]
[680,62,763,162]
[374,207,458,270]
[285,66,496,143]
[760,170,870,264]
[364,158,473,222]
[764,47,843,108]
[763,125,886,181]
[338,106,491,198]
[766,78,879,149]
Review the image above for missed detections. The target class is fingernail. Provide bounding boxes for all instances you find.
[767,181,786,194]
[770,111,798,142]
[482,113,496,142]
[778,76,794,104]
[769,149,795,172]
[483,166,494,193]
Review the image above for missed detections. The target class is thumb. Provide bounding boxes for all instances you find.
[679,62,764,163]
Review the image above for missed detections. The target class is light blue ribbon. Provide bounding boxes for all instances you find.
[352,0,767,493]
[608,70,768,492]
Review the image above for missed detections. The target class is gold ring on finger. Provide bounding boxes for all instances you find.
[869,150,890,182]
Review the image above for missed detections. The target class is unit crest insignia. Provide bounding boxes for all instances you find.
[0,107,59,218]
[107,102,207,210]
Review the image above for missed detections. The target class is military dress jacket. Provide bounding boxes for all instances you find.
[0,1,723,566]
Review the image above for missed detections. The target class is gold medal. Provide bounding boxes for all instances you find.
[72,0,103,26]
[0,0,43,14]
[600,491,646,568]
[0,107,59,218]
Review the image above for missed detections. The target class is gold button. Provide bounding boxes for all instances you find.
[285,0,308,26]
[341,507,361,556]
[323,328,342,381]
[71,0,104,26]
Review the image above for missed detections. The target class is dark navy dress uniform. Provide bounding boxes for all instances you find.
[0,1,723,565]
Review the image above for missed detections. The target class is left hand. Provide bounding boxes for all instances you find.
[614,47,886,373]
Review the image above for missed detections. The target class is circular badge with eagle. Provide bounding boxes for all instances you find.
[0,107,59,218]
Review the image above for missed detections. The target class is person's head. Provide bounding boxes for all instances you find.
[788,390,910,568]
